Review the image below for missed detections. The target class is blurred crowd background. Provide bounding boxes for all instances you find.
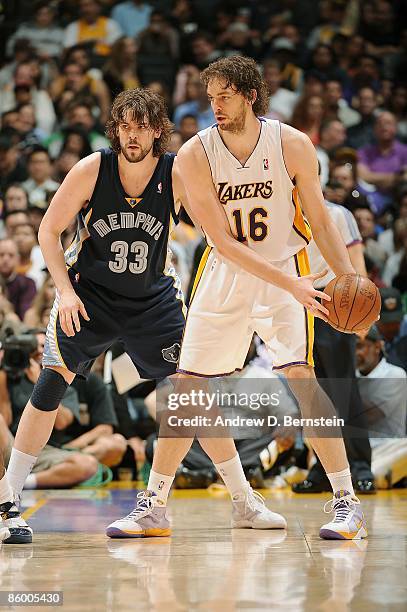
[0,0,406,493]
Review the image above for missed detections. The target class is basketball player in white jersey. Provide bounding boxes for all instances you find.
[108,57,367,540]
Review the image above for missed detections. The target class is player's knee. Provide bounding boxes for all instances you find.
[112,434,127,453]
[67,453,98,482]
[30,368,71,412]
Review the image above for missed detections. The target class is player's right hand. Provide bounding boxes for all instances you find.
[59,289,90,337]
[287,270,331,322]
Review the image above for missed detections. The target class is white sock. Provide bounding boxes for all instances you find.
[24,474,37,490]
[326,467,354,497]
[214,454,248,499]
[147,470,174,505]
[0,472,13,505]
[7,448,38,497]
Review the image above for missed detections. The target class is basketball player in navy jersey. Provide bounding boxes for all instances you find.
[109,58,368,540]
[1,88,283,543]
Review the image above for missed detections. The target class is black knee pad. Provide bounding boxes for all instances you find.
[30,368,69,412]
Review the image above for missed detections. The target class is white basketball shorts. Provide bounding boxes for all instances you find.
[178,246,314,377]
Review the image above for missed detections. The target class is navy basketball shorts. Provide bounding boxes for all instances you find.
[43,269,186,379]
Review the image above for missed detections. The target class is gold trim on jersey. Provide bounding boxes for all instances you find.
[292,187,312,244]
[125,197,143,208]
[294,247,314,367]
[190,245,211,302]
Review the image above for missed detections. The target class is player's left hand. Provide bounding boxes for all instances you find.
[286,270,331,322]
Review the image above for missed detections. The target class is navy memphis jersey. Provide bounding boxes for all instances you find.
[65,148,180,299]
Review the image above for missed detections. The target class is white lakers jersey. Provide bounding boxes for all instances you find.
[198,118,311,261]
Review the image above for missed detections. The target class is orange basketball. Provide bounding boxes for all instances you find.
[322,274,381,333]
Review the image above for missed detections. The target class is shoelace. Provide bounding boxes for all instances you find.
[246,489,266,513]
[323,495,360,523]
[124,491,155,521]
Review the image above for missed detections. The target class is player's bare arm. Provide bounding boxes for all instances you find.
[176,137,330,320]
[282,124,356,280]
[38,153,101,337]
[347,242,368,277]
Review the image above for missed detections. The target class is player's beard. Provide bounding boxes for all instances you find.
[120,141,153,163]
[218,100,247,134]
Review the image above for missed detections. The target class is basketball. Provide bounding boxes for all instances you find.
[322,274,381,333]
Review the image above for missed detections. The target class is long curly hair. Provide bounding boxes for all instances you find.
[106,88,173,157]
[201,56,269,116]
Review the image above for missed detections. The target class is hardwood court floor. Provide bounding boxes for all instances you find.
[0,487,406,611]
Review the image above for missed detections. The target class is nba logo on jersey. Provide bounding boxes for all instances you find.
[263,158,269,170]
[157,182,162,194]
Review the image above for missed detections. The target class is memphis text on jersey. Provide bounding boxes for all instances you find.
[92,211,164,241]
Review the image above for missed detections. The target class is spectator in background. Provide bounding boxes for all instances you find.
[360,0,398,60]
[377,288,407,371]
[316,119,347,186]
[0,238,36,320]
[346,87,378,149]
[220,22,260,59]
[330,162,358,204]
[179,115,198,144]
[0,331,98,489]
[387,84,407,144]
[358,112,407,215]
[24,273,55,328]
[168,131,183,154]
[191,32,222,70]
[302,70,326,98]
[63,0,122,62]
[378,187,407,258]
[4,211,30,238]
[49,61,111,126]
[52,151,80,184]
[6,2,64,60]
[15,103,47,150]
[60,127,93,160]
[354,205,388,272]
[27,205,46,237]
[291,94,325,146]
[0,61,56,136]
[0,137,27,195]
[381,218,407,287]
[137,11,177,90]
[263,60,298,122]
[307,43,347,84]
[346,54,381,101]
[0,275,21,333]
[46,102,109,158]
[3,185,28,214]
[306,1,349,50]
[267,38,303,92]
[111,0,152,38]
[103,37,140,100]
[63,43,104,82]
[63,373,127,468]
[339,34,366,76]
[21,147,60,208]
[355,326,407,489]
[12,223,45,290]
[0,39,36,90]
[173,81,214,131]
[324,79,360,128]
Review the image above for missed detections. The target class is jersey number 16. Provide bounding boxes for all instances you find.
[232,207,268,242]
